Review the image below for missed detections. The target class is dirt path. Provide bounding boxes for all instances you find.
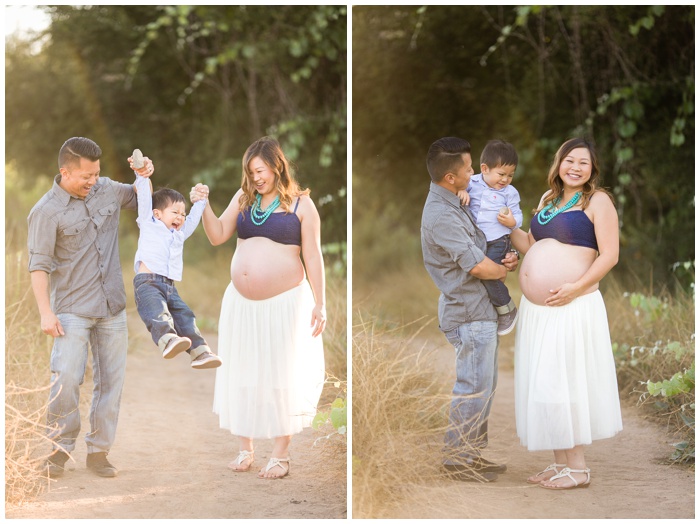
[385,335,695,519]
[6,326,346,519]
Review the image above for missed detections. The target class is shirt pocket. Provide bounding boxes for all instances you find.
[59,218,91,251]
[96,202,119,231]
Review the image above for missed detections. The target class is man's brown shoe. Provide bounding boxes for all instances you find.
[443,463,499,482]
[45,450,69,478]
[86,452,118,477]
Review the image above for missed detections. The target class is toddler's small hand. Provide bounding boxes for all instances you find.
[190,183,209,203]
[498,207,516,228]
[457,190,471,206]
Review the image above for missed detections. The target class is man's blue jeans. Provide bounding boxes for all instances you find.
[48,310,128,454]
[442,320,499,464]
[133,273,206,350]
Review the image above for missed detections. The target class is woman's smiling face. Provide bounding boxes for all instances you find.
[248,156,277,196]
[558,147,592,190]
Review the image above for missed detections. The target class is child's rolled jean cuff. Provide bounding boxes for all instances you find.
[495,299,517,315]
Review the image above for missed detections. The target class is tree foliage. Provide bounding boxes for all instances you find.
[6,5,347,246]
[353,5,694,289]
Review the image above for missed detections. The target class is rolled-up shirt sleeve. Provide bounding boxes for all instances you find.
[27,208,56,273]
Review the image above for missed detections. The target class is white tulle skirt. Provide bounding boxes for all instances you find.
[213,281,325,439]
[514,291,623,451]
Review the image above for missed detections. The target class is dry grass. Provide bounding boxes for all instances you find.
[5,383,58,505]
[351,312,454,518]
[5,248,55,506]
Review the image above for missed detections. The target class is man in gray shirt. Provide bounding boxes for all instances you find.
[28,137,153,478]
[421,137,518,482]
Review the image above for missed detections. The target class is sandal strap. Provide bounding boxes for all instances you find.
[264,457,290,473]
[549,467,590,486]
[536,463,566,476]
[234,450,255,465]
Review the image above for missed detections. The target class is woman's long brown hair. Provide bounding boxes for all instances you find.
[238,136,309,212]
[538,137,611,212]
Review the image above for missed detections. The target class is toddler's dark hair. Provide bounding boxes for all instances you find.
[152,188,185,211]
[480,140,518,169]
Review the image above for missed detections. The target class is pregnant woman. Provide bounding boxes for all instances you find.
[193,136,326,479]
[510,137,623,490]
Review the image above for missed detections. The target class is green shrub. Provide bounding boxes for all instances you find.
[609,282,695,465]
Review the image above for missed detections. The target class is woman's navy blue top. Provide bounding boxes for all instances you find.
[530,210,598,251]
[237,198,302,246]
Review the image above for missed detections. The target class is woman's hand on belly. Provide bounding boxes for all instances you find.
[543,280,598,307]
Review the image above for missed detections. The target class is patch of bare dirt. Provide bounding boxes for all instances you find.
[6,327,346,519]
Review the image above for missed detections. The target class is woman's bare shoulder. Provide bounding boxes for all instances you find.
[590,189,615,208]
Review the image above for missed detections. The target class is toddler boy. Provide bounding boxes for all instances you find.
[459,140,522,335]
[132,161,221,369]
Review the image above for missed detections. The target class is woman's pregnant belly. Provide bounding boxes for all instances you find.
[519,238,598,305]
[231,237,305,300]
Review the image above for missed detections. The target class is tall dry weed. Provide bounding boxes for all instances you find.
[352,313,460,518]
[5,384,59,506]
[5,248,55,506]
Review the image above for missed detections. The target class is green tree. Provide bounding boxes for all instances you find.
[353,5,694,288]
[6,5,347,248]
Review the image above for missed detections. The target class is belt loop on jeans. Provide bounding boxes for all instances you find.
[156,274,173,286]
[137,272,173,286]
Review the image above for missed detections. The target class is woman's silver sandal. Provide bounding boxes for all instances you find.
[258,457,290,479]
[526,463,567,484]
[540,467,591,490]
[228,450,255,472]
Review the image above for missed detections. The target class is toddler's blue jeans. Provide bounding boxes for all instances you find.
[133,273,207,351]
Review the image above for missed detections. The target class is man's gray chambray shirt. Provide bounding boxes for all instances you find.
[421,182,497,332]
[27,175,137,318]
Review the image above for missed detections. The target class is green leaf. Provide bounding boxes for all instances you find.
[312,412,327,430]
[623,99,644,119]
[617,118,637,138]
[671,132,686,147]
[617,147,634,163]
[618,173,632,186]
[330,406,347,430]
[680,412,695,429]
[242,44,255,59]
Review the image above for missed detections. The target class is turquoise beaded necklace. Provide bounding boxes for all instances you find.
[250,193,281,225]
[536,191,582,225]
